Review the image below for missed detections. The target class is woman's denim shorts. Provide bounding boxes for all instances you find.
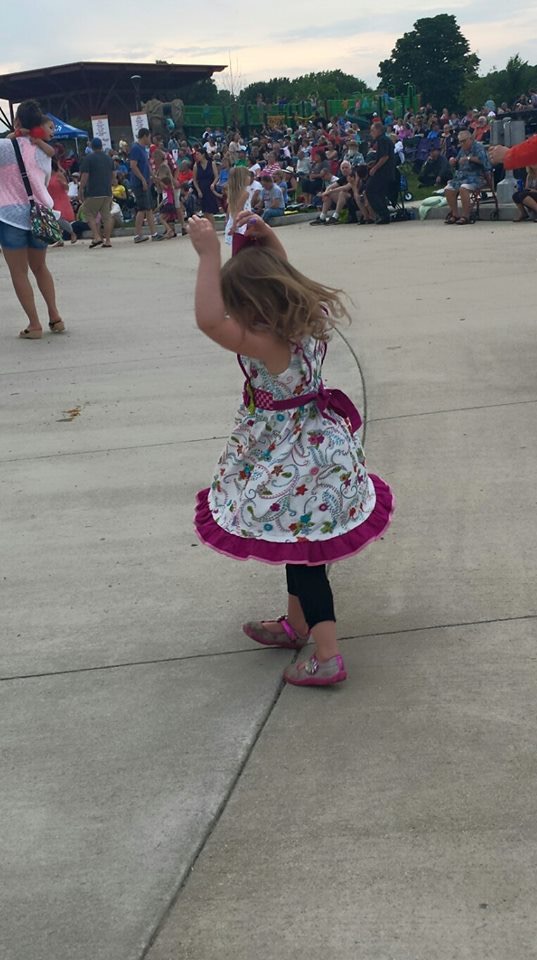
[0,220,47,250]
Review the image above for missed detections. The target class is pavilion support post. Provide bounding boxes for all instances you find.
[0,102,13,128]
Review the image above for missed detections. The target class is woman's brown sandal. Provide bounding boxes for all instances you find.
[19,328,43,340]
[49,319,65,334]
[444,213,457,224]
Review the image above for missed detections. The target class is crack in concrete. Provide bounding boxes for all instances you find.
[2,612,536,685]
[369,397,537,424]
[0,354,187,379]
[138,671,287,960]
[3,398,536,466]
[0,434,228,464]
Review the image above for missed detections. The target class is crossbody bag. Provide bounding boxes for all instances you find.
[11,139,62,245]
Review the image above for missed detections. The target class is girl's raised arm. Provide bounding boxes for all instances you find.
[189,217,225,329]
[188,216,289,368]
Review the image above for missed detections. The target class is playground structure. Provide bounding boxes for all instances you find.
[141,98,186,139]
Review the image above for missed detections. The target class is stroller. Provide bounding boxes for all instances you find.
[388,167,415,221]
[113,183,137,222]
[399,167,414,202]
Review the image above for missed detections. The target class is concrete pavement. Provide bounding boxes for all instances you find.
[1,221,536,960]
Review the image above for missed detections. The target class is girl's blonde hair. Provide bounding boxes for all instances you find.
[157,163,173,185]
[221,247,350,342]
[227,166,251,216]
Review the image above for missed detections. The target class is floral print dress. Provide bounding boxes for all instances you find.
[194,335,394,565]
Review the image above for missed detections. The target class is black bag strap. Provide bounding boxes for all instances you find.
[11,138,35,201]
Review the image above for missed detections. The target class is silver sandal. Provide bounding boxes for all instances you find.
[283,651,347,686]
[242,616,309,650]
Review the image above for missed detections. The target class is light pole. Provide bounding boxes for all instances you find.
[130,75,142,112]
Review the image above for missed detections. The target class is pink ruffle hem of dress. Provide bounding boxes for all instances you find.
[194,474,395,566]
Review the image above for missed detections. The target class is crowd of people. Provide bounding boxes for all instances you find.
[1,95,537,338]
[4,92,532,248]
[43,94,537,241]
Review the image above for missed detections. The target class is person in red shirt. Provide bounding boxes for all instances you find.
[47,158,77,243]
[176,159,193,186]
[489,136,537,169]
[471,116,489,142]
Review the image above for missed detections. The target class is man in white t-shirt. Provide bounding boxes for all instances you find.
[68,173,80,201]
[310,162,353,224]
[247,170,263,213]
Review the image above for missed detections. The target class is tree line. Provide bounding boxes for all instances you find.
[176,15,537,113]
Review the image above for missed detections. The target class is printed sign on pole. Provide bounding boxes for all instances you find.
[130,112,149,140]
[91,115,112,151]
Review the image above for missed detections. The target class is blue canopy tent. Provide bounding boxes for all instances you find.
[46,113,88,150]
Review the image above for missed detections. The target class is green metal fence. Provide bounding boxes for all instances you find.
[182,87,420,134]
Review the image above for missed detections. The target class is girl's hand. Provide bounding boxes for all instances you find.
[233,211,288,260]
[188,215,220,257]
[233,211,270,238]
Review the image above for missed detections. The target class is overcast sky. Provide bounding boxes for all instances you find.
[1,0,536,101]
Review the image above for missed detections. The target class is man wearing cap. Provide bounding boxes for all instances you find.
[79,137,115,248]
[418,144,451,187]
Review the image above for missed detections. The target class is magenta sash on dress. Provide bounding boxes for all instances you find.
[242,381,362,434]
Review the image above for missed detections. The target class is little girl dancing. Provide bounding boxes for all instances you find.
[188,213,394,686]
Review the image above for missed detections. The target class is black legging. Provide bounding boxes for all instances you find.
[512,188,537,205]
[286,564,336,629]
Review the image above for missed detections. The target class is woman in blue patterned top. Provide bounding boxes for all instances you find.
[444,130,491,225]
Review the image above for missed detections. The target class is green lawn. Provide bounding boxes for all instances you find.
[402,165,441,203]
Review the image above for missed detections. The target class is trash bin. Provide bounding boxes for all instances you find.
[490,120,504,145]
[503,119,526,147]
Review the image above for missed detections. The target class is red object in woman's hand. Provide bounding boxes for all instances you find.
[14,126,47,139]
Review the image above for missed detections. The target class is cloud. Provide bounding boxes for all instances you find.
[165,45,247,57]
[1,0,537,100]
[272,7,470,43]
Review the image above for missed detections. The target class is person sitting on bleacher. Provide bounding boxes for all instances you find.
[272,169,288,206]
[440,124,459,161]
[418,145,451,187]
[511,166,537,221]
[281,166,298,201]
[309,160,355,225]
[343,140,365,167]
[260,173,285,222]
[412,135,435,174]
